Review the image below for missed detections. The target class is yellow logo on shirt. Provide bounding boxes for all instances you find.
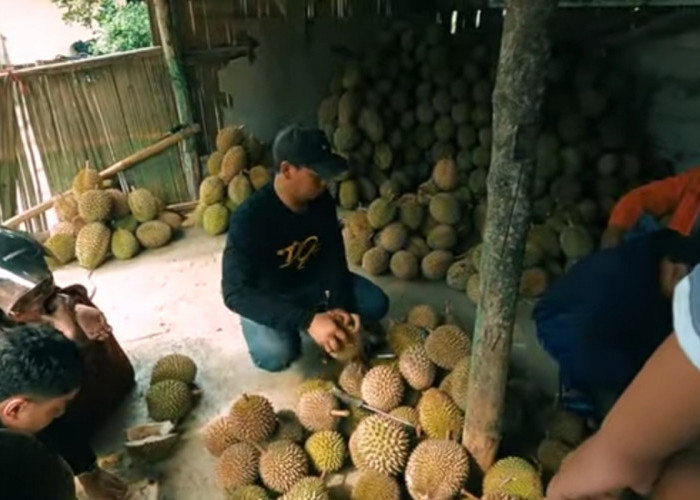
[277,236,321,270]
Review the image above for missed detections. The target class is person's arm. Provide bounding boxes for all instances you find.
[221,216,315,333]
[607,169,695,233]
[547,269,700,500]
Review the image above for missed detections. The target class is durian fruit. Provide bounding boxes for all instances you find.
[296,379,334,399]
[417,389,463,440]
[407,304,439,330]
[339,180,360,209]
[361,247,390,276]
[448,356,470,411]
[351,470,401,500]
[113,214,139,232]
[339,361,366,398]
[361,365,405,412]
[429,193,461,225]
[202,203,230,235]
[50,221,76,236]
[75,222,110,270]
[279,477,329,500]
[342,405,372,437]
[378,222,408,253]
[72,165,102,195]
[229,394,276,443]
[128,188,159,222]
[399,195,425,231]
[304,430,346,474]
[343,227,373,266]
[466,273,481,304]
[427,224,457,251]
[438,372,454,394]
[145,379,194,422]
[390,406,419,428]
[519,268,549,299]
[272,410,306,444]
[229,174,253,205]
[387,322,425,355]
[216,442,261,493]
[446,259,472,290]
[425,324,471,370]
[200,176,226,205]
[203,415,238,457]
[432,158,459,191]
[244,135,266,165]
[136,220,172,249]
[259,440,309,493]
[216,125,246,153]
[537,438,572,475]
[220,146,248,183]
[405,439,470,500]
[78,189,112,223]
[421,250,453,280]
[123,422,179,463]
[249,166,272,191]
[150,353,197,384]
[228,485,270,500]
[367,198,397,230]
[560,224,593,259]
[389,250,419,280]
[206,151,224,175]
[110,229,139,260]
[407,235,431,260]
[398,344,436,390]
[297,390,346,432]
[482,456,544,500]
[480,494,523,500]
[157,211,183,231]
[352,415,410,476]
[105,188,130,218]
[44,234,75,265]
[54,193,79,222]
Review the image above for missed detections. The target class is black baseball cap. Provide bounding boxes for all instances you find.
[272,124,348,181]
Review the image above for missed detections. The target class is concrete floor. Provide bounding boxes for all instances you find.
[53,228,557,500]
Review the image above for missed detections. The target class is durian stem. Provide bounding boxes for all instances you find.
[330,409,350,418]
[461,0,556,473]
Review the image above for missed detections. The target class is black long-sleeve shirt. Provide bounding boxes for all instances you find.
[221,184,354,332]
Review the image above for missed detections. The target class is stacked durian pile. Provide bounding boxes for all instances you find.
[202,304,555,499]
[122,353,201,464]
[188,125,272,236]
[43,165,182,271]
[321,21,666,301]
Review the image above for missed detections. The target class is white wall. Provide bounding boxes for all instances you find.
[0,0,93,65]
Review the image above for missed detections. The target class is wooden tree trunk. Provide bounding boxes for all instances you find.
[153,0,199,199]
[462,0,557,473]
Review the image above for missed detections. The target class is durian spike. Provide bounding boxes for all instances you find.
[415,425,423,439]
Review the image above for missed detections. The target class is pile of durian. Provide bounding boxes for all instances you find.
[202,304,565,499]
[188,125,272,235]
[123,353,201,464]
[43,165,182,270]
[321,20,670,300]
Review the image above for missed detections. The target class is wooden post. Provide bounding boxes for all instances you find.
[153,0,199,199]
[461,0,556,473]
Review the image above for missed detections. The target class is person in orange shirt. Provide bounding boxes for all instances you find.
[601,165,700,248]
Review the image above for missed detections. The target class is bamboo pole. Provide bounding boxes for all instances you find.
[461,0,556,473]
[2,124,200,229]
[153,0,199,199]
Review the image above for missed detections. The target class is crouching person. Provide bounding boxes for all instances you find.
[0,323,127,499]
[221,124,389,372]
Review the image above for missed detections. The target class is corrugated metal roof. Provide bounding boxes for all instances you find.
[489,0,700,6]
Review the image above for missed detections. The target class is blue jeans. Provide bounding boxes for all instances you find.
[239,273,389,372]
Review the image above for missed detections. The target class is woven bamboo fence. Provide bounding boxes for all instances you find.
[0,47,192,230]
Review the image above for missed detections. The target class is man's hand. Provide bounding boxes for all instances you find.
[328,308,361,335]
[75,304,112,341]
[78,467,127,500]
[546,433,661,500]
[308,312,348,354]
[600,226,625,249]
[41,294,84,343]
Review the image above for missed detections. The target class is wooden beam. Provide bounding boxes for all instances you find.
[153,0,200,199]
[2,124,201,229]
[461,0,556,473]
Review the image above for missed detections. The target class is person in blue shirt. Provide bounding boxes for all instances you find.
[534,228,700,423]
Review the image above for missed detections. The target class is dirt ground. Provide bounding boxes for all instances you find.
[53,228,556,500]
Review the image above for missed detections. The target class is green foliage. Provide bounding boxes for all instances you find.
[53,0,152,56]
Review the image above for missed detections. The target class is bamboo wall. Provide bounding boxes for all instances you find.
[0,47,192,229]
